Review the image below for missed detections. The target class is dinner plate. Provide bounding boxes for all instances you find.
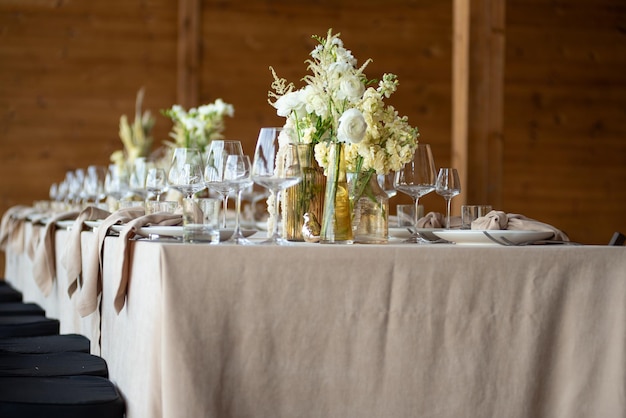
[85,220,104,229]
[55,220,76,229]
[111,225,257,241]
[389,227,439,241]
[431,229,554,245]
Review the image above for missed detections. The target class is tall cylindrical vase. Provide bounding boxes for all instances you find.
[283,144,326,241]
[351,169,389,244]
[320,142,353,244]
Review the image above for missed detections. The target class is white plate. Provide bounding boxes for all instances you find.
[431,229,554,245]
[55,220,76,229]
[110,225,257,241]
[85,220,104,229]
[389,227,439,241]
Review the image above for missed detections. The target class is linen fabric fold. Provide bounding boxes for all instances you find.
[0,205,36,254]
[471,210,569,241]
[77,207,145,317]
[416,211,462,229]
[113,212,183,314]
[62,206,112,298]
[32,210,80,296]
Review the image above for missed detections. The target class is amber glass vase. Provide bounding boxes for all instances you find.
[284,144,326,241]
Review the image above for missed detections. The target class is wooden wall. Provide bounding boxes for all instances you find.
[1,0,625,273]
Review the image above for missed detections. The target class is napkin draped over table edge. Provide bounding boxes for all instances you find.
[76,208,183,317]
[0,205,36,255]
[62,206,112,298]
[32,210,80,296]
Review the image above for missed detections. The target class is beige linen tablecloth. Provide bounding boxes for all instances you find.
[100,239,626,418]
[6,222,626,418]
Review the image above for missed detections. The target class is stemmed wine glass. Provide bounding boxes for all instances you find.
[394,143,437,243]
[204,140,244,229]
[167,148,206,199]
[251,127,302,245]
[435,168,461,229]
[222,154,254,244]
[145,168,167,201]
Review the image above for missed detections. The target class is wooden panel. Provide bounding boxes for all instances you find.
[197,0,454,163]
[503,0,626,244]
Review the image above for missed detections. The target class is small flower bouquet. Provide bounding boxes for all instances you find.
[162,99,234,153]
[110,88,155,167]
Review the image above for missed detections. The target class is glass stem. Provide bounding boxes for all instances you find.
[413,197,420,227]
[221,194,228,229]
[233,190,242,236]
[446,198,452,229]
[272,189,282,240]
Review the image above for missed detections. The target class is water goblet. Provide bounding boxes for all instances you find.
[204,140,244,229]
[222,154,254,244]
[251,127,302,245]
[145,167,167,201]
[168,148,205,199]
[393,143,437,243]
[435,167,461,229]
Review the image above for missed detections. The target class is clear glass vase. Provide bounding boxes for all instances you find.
[284,144,326,241]
[320,142,353,244]
[351,169,389,244]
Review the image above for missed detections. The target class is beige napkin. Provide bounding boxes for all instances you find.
[77,207,145,317]
[416,211,462,229]
[471,210,569,241]
[0,205,36,254]
[32,210,80,296]
[62,206,112,298]
[113,212,182,314]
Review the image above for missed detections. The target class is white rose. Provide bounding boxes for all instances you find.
[337,75,365,101]
[337,109,367,144]
[273,89,306,117]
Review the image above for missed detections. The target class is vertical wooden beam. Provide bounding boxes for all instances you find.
[467,0,506,207]
[177,0,201,107]
[452,0,470,211]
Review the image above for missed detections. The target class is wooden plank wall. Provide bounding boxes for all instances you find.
[1,0,625,275]
[503,0,626,244]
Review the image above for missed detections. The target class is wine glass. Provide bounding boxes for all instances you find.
[167,148,205,199]
[251,127,302,245]
[204,140,244,229]
[105,164,130,202]
[222,154,254,244]
[435,168,461,229]
[394,143,437,243]
[378,172,397,199]
[145,168,167,201]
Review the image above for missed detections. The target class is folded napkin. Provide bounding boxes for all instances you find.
[113,212,182,314]
[416,211,462,229]
[471,210,569,241]
[62,206,112,298]
[0,205,36,254]
[77,207,145,317]
[32,210,80,296]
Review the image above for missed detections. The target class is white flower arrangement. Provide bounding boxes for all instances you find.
[162,99,234,152]
[268,29,419,176]
[111,88,155,167]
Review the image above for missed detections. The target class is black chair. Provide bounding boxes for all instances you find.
[0,351,109,378]
[0,316,60,338]
[0,282,22,303]
[0,375,125,418]
[0,302,45,316]
[0,334,90,354]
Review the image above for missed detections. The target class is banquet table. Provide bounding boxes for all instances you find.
[4,219,626,418]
